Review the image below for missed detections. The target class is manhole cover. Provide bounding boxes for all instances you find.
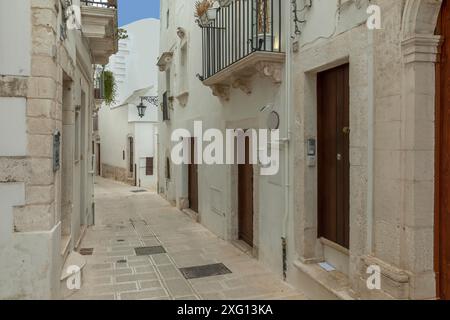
[134,246,166,256]
[79,248,94,256]
[179,263,232,280]
[131,190,147,193]
[117,239,125,242]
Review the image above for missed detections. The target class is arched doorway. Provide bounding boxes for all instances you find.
[402,0,444,299]
[436,0,450,300]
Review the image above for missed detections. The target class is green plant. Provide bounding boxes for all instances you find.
[117,28,128,40]
[103,70,117,106]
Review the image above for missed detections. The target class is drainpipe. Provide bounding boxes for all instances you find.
[366,29,375,254]
[281,1,294,281]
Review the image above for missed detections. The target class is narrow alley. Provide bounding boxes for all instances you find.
[67,178,306,300]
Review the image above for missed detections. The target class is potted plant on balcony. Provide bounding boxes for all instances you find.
[194,0,214,26]
[253,0,273,51]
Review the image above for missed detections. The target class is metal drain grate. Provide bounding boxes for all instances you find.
[179,263,232,280]
[134,246,166,256]
[131,190,147,193]
[79,248,94,256]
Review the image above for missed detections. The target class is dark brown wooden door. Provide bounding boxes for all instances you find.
[97,143,101,175]
[317,64,350,249]
[436,0,450,300]
[189,138,199,213]
[129,137,134,173]
[238,137,254,247]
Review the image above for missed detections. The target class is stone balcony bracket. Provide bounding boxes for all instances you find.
[202,51,286,101]
[157,52,174,72]
[81,3,118,64]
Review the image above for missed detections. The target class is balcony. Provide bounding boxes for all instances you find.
[81,0,118,64]
[199,0,285,100]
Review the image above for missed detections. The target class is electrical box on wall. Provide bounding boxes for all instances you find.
[307,138,316,167]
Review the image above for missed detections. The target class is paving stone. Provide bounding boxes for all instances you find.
[115,282,138,292]
[128,259,152,267]
[164,279,194,297]
[135,266,156,274]
[151,254,172,266]
[140,280,163,290]
[92,284,115,295]
[175,296,199,300]
[113,268,133,276]
[191,281,224,293]
[91,263,112,271]
[115,273,158,283]
[119,289,167,300]
[157,265,183,280]
[91,276,113,285]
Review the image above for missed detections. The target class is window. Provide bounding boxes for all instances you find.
[166,157,171,180]
[162,91,170,121]
[146,157,154,176]
[166,9,170,29]
[75,109,80,162]
[128,137,134,174]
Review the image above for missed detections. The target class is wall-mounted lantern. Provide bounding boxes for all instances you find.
[137,96,159,118]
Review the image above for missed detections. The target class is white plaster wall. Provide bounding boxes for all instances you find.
[0,184,61,300]
[0,98,27,156]
[109,18,160,105]
[100,18,160,179]
[99,104,129,169]
[134,122,157,189]
[158,0,289,276]
[0,0,30,76]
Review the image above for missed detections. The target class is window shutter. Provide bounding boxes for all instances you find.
[146,157,154,176]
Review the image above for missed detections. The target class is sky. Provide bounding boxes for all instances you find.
[118,0,160,27]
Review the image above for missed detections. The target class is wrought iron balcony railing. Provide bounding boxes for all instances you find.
[81,0,117,8]
[200,0,283,80]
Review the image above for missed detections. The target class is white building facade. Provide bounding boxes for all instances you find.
[0,0,117,299]
[98,18,160,189]
[158,0,450,300]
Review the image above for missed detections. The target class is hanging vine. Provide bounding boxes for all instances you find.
[103,69,117,106]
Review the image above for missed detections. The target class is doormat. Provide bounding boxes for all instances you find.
[134,246,166,256]
[179,263,232,280]
[79,248,94,256]
[131,190,147,193]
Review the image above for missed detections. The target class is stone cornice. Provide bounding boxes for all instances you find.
[401,34,442,64]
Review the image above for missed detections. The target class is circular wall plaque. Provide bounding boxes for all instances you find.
[267,111,280,130]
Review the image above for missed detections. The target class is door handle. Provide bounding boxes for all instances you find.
[343,127,351,134]
[337,154,342,161]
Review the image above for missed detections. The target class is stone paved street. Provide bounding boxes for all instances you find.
[66,177,306,300]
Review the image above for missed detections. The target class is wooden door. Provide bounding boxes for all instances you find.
[238,137,254,247]
[97,143,101,175]
[189,138,199,213]
[317,64,350,249]
[129,137,134,174]
[436,0,450,300]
